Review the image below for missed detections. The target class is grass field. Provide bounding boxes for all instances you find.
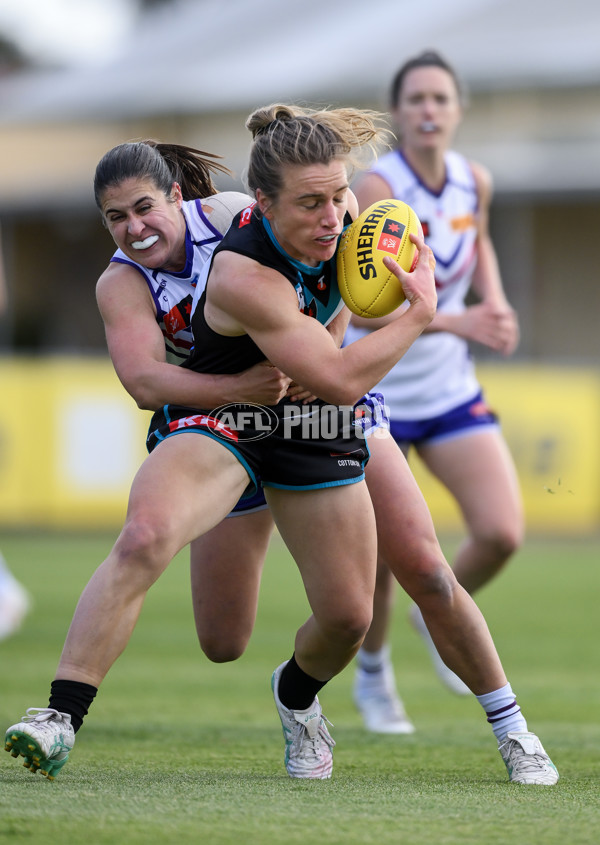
[0,530,598,844]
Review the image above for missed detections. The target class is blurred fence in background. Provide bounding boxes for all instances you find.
[1,357,598,535]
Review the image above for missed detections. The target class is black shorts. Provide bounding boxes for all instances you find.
[147,400,370,497]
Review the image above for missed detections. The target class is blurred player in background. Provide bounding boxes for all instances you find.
[0,227,31,641]
[0,554,30,642]
[347,50,523,732]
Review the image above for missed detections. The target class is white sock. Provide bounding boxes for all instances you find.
[356,645,390,674]
[476,682,528,742]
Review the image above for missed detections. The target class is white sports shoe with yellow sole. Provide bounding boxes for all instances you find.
[5,708,74,780]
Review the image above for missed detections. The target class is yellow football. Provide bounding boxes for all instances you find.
[337,199,420,317]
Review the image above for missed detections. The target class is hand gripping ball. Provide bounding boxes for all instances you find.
[337,199,420,317]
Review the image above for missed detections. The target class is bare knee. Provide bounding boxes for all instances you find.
[317,602,372,647]
[397,547,458,608]
[199,629,250,663]
[474,521,523,563]
[112,517,174,583]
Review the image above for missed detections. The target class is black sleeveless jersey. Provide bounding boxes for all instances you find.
[185,205,349,376]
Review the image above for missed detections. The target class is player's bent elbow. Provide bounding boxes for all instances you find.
[134,393,159,412]
[127,383,164,412]
[323,390,364,407]
[315,381,367,407]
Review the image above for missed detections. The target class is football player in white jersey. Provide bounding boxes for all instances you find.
[348,51,524,730]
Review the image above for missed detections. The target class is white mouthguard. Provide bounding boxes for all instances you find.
[132,235,159,250]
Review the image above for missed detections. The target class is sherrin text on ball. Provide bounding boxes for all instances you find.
[337,199,420,318]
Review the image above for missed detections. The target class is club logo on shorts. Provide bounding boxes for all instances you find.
[210,403,279,441]
[166,413,239,440]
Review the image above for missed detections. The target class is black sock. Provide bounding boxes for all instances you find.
[49,679,98,733]
[277,654,327,711]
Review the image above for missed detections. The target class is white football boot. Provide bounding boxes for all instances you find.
[271,662,335,779]
[354,656,415,735]
[5,708,75,780]
[498,731,559,785]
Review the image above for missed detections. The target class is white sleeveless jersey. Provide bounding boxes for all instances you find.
[345,149,481,420]
[109,199,223,364]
